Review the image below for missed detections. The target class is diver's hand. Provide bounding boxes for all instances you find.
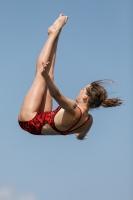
[41,62,50,77]
[76,133,88,140]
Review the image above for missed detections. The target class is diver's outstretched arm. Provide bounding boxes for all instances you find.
[41,62,77,114]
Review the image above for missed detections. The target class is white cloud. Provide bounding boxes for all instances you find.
[0,187,13,200]
[0,187,37,200]
[18,194,37,200]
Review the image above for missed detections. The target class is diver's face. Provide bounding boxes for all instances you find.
[76,85,88,102]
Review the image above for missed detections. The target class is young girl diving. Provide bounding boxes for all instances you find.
[18,14,122,140]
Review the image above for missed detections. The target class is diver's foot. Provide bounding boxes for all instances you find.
[48,14,68,35]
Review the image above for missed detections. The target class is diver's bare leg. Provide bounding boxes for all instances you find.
[18,14,68,121]
[40,34,60,111]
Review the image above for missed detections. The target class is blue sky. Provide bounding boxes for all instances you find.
[0,0,132,200]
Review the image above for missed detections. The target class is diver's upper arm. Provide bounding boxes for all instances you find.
[53,92,77,114]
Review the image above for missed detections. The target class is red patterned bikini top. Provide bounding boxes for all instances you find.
[48,106,90,135]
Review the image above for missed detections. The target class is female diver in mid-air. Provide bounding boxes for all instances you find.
[18,14,122,140]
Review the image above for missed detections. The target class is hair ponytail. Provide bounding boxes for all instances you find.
[86,80,123,109]
[101,98,122,108]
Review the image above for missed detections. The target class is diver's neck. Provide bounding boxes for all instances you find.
[77,103,90,113]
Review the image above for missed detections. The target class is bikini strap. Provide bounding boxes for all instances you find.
[67,107,82,132]
[69,115,90,132]
[52,106,89,135]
